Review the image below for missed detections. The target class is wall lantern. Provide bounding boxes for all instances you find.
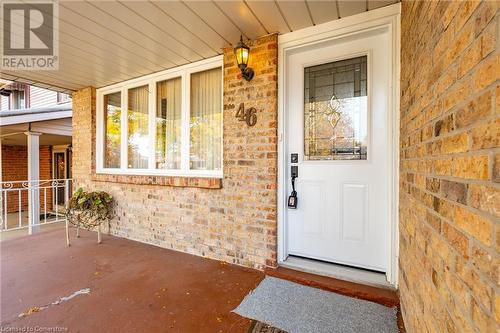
[234,36,254,81]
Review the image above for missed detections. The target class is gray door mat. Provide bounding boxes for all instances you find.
[234,276,398,333]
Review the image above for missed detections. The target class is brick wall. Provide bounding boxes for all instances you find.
[72,34,278,270]
[2,145,28,213]
[2,145,53,213]
[399,1,498,332]
[39,146,53,212]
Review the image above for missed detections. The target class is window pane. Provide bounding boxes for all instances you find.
[156,77,182,169]
[127,85,149,169]
[190,67,222,171]
[304,56,368,160]
[12,90,25,109]
[103,92,121,168]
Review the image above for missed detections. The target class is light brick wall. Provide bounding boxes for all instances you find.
[399,1,498,332]
[2,145,53,213]
[72,34,278,270]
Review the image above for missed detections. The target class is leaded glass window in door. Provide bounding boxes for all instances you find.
[304,56,368,160]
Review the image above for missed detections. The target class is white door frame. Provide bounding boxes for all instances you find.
[277,3,401,287]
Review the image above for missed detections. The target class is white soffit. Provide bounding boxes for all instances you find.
[0,0,398,93]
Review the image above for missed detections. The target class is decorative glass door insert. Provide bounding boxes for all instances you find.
[304,55,368,160]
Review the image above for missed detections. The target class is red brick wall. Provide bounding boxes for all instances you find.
[39,146,53,212]
[399,1,498,332]
[2,145,28,182]
[2,145,28,213]
[2,145,53,213]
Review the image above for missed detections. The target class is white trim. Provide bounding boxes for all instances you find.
[52,144,70,151]
[0,111,71,126]
[282,256,393,290]
[25,131,41,235]
[96,56,224,178]
[390,7,401,288]
[277,3,401,287]
[278,4,401,46]
[91,167,222,179]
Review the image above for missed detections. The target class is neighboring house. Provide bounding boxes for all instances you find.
[0,1,498,332]
[0,82,70,111]
[0,82,72,228]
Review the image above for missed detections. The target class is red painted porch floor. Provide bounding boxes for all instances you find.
[1,226,400,332]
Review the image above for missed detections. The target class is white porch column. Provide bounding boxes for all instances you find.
[25,131,41,234]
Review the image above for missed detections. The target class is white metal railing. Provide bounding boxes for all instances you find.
[0,179,72,233]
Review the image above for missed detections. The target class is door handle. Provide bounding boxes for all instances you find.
[288,166,298,209]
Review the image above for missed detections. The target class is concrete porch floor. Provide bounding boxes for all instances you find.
[1,226,401,332]
[0,219,64,242]
[1,210,65,241]
[1,227,263,332]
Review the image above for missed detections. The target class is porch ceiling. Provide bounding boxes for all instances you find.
[0,0,398,93]
[0,131,72,146]
[1,118,72,145]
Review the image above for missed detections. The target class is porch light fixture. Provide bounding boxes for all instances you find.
[234,36,254,81]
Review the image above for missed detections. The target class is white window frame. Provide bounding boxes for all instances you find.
[96,56,223,178]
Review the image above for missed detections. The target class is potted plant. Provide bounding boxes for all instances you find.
[65,187,113,246]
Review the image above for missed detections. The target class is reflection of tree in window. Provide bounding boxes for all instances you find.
[128,85,149,169]
[104,92,121,168]
[156,77,181,169]
[304,56,368,160]
[190,67,222,171]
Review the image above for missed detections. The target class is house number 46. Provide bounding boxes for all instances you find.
[236,103,257,127]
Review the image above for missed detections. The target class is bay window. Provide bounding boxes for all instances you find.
[96,57,223,178]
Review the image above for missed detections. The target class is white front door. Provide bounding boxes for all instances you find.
[285,28,391,272]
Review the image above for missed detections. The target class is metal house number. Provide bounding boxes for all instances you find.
[236,103,257,127]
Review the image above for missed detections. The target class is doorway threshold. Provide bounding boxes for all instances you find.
[280,256,394,290]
